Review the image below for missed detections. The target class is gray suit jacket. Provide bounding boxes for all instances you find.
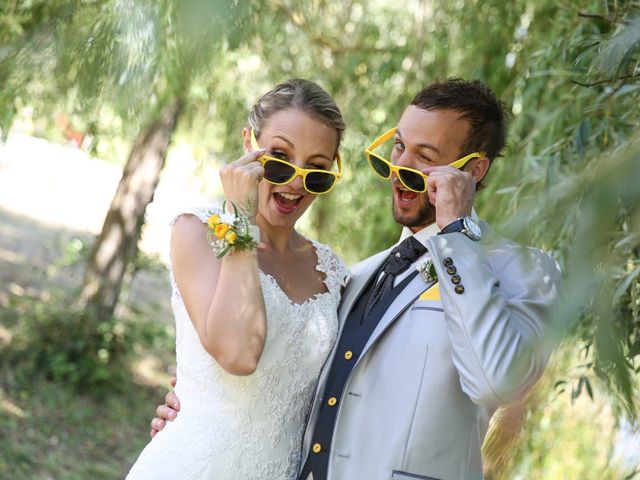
[300,223,562,480]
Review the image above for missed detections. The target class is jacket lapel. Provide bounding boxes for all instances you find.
[337,248,390,327]
[359,271,432,360]
[355,221,489,359]
[352,222,492,362]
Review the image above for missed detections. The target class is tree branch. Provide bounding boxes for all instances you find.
[576,10,633,26]
[571,74,639,87]
[577,11,615,23]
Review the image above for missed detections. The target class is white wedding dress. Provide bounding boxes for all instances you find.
[126,208,348,480]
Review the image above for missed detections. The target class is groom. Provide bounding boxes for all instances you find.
[153,78,561,479]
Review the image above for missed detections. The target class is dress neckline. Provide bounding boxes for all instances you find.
[258,239,331,308]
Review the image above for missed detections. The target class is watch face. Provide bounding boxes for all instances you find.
[463,217,482,240]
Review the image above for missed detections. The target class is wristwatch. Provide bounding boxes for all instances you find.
[439,216,482,241]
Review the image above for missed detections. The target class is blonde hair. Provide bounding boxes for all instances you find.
[248,79,345,149]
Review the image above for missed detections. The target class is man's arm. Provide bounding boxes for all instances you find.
[150,377,181,438]
[427,234,562,408]
[422,163,561,408]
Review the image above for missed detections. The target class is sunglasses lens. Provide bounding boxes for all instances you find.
[398,169,425,192]
[263,160,295,184]
[369,153,391,178]
[305,172,336,194]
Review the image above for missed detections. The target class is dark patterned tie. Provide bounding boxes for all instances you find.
[363,236,427,320]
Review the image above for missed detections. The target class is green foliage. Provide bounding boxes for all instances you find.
[0,292,172,394]
[488,2,640,419]
[0,0,256,157]
[512,373,629,479]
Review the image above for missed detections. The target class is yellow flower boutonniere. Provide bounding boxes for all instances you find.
[417,259,437,283]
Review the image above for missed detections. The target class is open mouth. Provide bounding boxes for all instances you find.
[394,184,418,206]
[273,192,304,214]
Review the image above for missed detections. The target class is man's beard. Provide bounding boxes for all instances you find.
[392,194,436,228]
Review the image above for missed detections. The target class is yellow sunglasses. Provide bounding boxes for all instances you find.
[364,127,485,193]
[250,129,342,195]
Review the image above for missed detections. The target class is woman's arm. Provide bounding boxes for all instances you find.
[171,214,267,376]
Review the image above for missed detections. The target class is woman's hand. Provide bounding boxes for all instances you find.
[219,148,266,221]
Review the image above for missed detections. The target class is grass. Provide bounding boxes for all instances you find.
[0,373,167,479]
[0,288,175,480]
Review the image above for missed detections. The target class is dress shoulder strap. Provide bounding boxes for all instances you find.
[169,205,215,226]
[311,240,350,295]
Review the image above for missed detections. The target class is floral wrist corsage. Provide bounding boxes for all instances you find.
[206,201,259,259]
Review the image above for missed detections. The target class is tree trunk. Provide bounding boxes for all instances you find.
[79,99,183,321]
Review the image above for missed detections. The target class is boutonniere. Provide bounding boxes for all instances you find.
[416,259,437,283]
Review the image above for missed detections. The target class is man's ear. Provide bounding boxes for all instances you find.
[470,157,491,183]
[242,127,252,153]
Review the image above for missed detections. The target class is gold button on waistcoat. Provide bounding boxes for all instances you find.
[313,443,322,453]
[344,350,353,360]
[328,397,337,406]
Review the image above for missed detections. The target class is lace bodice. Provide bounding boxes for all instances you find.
[127,207,349,480]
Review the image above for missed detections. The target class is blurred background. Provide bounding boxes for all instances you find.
[0,0,639,478]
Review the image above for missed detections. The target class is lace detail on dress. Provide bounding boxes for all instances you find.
[169,206,211,226]
[127,207,348,480]
[311,239,350,293]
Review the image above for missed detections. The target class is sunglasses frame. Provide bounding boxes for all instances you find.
[250,129,342,195]
[364,127,486,193]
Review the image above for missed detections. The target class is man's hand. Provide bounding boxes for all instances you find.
[422,165,476,230]
[150,377,181,438]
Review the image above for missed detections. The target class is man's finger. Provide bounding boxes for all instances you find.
[421,165,460,176]
[151,417,166,431]
[426,181,437,206]
[170,377,177,388]
[156,404,177,420]
[165,391,180,410]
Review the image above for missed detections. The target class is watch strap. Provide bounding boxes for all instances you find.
[439,218,465,235]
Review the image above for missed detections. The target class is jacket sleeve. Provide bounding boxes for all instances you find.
[425,232,562,408]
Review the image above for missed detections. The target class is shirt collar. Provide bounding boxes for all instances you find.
[398,208,480,248]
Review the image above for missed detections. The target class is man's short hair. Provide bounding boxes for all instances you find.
[410,78,508,164]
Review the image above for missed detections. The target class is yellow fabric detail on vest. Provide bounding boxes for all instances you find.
[419,282,440,301]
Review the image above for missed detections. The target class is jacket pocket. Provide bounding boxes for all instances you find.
[391,471,440,480]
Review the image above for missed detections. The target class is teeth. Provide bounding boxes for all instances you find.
[278,193,302,200]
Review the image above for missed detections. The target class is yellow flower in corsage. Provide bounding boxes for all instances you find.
[224,230,238,245]
[206,201,259,258]
[207,214,220,230]
[214,223,230,239]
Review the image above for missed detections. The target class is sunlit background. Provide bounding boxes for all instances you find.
[1,1,639,478]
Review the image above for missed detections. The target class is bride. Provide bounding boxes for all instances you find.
[126,79,348,479]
